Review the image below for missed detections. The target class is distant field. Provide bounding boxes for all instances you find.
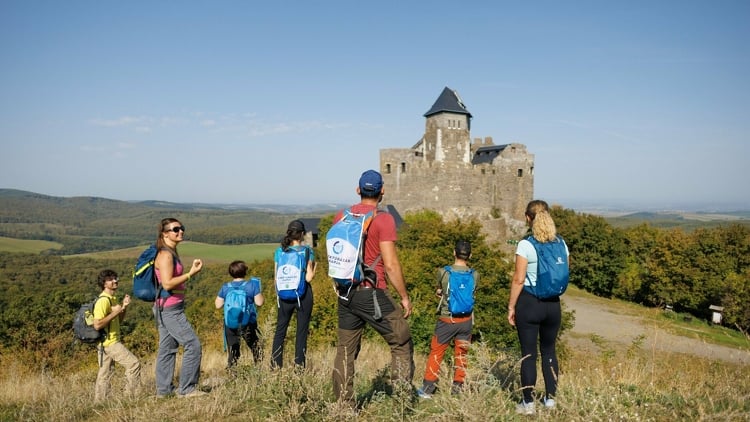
[66,241,279,264]
[0,236,63,253]
[0,230,278,264]
[605,211,750,230]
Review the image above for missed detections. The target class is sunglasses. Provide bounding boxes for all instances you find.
[167,225,186,233]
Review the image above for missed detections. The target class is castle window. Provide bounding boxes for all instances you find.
[386,164,391,174]
[517,169,523,177]
[481,169,486,175]
[458,120,461,129]
[401,162,406,173]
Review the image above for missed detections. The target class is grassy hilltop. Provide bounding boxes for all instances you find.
[0,190,748,420]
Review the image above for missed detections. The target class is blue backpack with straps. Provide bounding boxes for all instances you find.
[224,280,257,329]
[524,235,569,299]
[132,245,160,301]
[275,246,310,302]
[442,266,476,316]
[326,208,378,288]
[132,245,178,301]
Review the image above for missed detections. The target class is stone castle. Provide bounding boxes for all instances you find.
[379,87,535,245]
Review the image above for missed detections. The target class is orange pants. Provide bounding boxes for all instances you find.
[423,316,472,387]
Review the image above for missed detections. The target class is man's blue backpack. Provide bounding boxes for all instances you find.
[275,246,310,303]
[525,235,569,299]
[224,280,256,329]
[326,208,378,288]
[441,266,476,316]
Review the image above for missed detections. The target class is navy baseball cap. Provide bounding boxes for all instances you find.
[358,170,384,193]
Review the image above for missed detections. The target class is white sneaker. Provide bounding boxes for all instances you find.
[416,388,432,399]
[516,401,535,415]
[544,398,556,409]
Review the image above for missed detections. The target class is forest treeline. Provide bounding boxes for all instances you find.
[0,205,748,375]
[0,189,334,254]
[552,207,750,330]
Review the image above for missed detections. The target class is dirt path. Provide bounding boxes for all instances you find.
[561,293,750,366]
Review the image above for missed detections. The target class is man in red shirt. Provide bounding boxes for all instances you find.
[331,169,414,405]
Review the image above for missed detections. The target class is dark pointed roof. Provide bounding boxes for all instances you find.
[424,87,472,118]
[472,144,508,165]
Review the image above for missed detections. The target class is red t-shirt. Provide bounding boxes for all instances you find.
[333,203,397,289]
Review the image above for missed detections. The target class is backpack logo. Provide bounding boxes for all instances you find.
[443,266,476,316]
[73,296,108,344]
[525,235,569,299]
[224,281,256,329]
[326,208,378,287]
[275,247,309,301]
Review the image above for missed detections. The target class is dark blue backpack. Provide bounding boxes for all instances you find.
[133,245,176,301]
[275,246,309,303]
[442,266,476,316]
[133,245,160,301]
[524,235,569,299]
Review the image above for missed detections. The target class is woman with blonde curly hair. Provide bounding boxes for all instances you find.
[508,200,569,414]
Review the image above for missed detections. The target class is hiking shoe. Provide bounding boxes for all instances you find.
[544,397,556,409]
[516,401,535,415]
[416,388,432,400]
[178,389,207,398]
[451,382,464,395]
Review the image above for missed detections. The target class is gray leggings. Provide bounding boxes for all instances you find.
[154,303,202,395]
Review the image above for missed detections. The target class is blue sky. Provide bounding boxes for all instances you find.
[1,1,748,211]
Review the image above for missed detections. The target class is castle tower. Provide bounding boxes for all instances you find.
[380,87,535,244]
[420,87,473,163]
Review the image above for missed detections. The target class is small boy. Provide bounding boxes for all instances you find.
[215,260,265,367]
[417,240,479,398]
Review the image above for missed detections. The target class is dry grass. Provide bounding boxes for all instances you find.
[1,333,748,421]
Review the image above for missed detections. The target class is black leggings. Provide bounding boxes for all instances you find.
[515,289,561,403]
[271,285,313,368]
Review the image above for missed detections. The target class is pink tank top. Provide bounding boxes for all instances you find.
[155,257,186,308]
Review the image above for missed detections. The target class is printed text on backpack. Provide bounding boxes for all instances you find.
[275,246,310,301]
[524,235,569,299]
[326,208,378,288]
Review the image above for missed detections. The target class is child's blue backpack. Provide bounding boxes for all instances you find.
[441,266,476,316]
[524,235,569,299]
[326,208,379,288]
[224,280,257,329]
[275,246,310,303]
